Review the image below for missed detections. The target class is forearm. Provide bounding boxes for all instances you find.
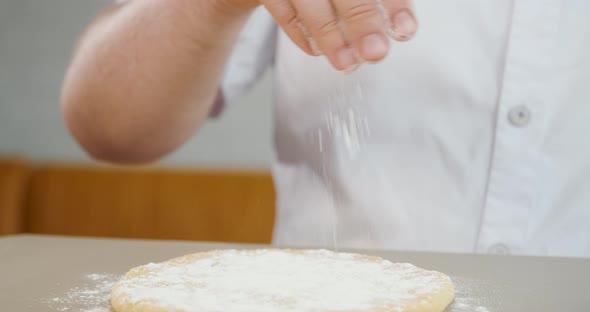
[62,0,253,163]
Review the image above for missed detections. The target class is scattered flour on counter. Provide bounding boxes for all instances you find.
[47,273,120,312]
[448,276,493,312]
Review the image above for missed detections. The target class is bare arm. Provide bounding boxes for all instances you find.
[62,0,417,164]
[61,0,254,163]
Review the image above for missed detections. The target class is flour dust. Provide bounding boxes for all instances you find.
[43,272,492,312]
[317,78,374,251]
[448,276,493,312]
[46,273,120,312]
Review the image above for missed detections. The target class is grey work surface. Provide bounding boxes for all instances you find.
[1,235,589,311]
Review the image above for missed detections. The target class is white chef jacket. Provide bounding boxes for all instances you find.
[221,0,590,258]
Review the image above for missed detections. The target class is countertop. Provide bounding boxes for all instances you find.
[1,235,589,311]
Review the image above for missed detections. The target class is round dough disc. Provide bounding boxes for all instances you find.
[111,249,454,312]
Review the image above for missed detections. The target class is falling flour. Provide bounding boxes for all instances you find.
[317,77,374,250]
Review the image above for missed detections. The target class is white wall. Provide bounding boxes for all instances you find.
[0,0,273,169]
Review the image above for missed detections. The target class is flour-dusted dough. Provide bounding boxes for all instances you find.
[111,249,454,312]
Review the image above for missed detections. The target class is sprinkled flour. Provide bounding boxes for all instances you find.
[448,277,493,312]
[47,273,119,312]
[44,256,493,312]
[111,249,454,312]
[42,271,492,312]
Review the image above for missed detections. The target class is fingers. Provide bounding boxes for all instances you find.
[291,0,357,71]
[331,0,389,63]
[260,0,318,56]
[380,0,418,41]
[262,0,419,71]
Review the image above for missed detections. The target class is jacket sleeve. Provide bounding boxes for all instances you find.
[220,7,277,104]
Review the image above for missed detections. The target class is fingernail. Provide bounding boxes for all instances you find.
[390,10,417,41]
[309,38,322,56]
[360,33,389,62]
[336,47,358,72]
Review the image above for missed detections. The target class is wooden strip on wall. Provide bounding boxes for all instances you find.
[25,165,276,243]
[0,158,29,235]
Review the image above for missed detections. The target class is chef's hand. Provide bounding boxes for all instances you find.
[228,0,418,71]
